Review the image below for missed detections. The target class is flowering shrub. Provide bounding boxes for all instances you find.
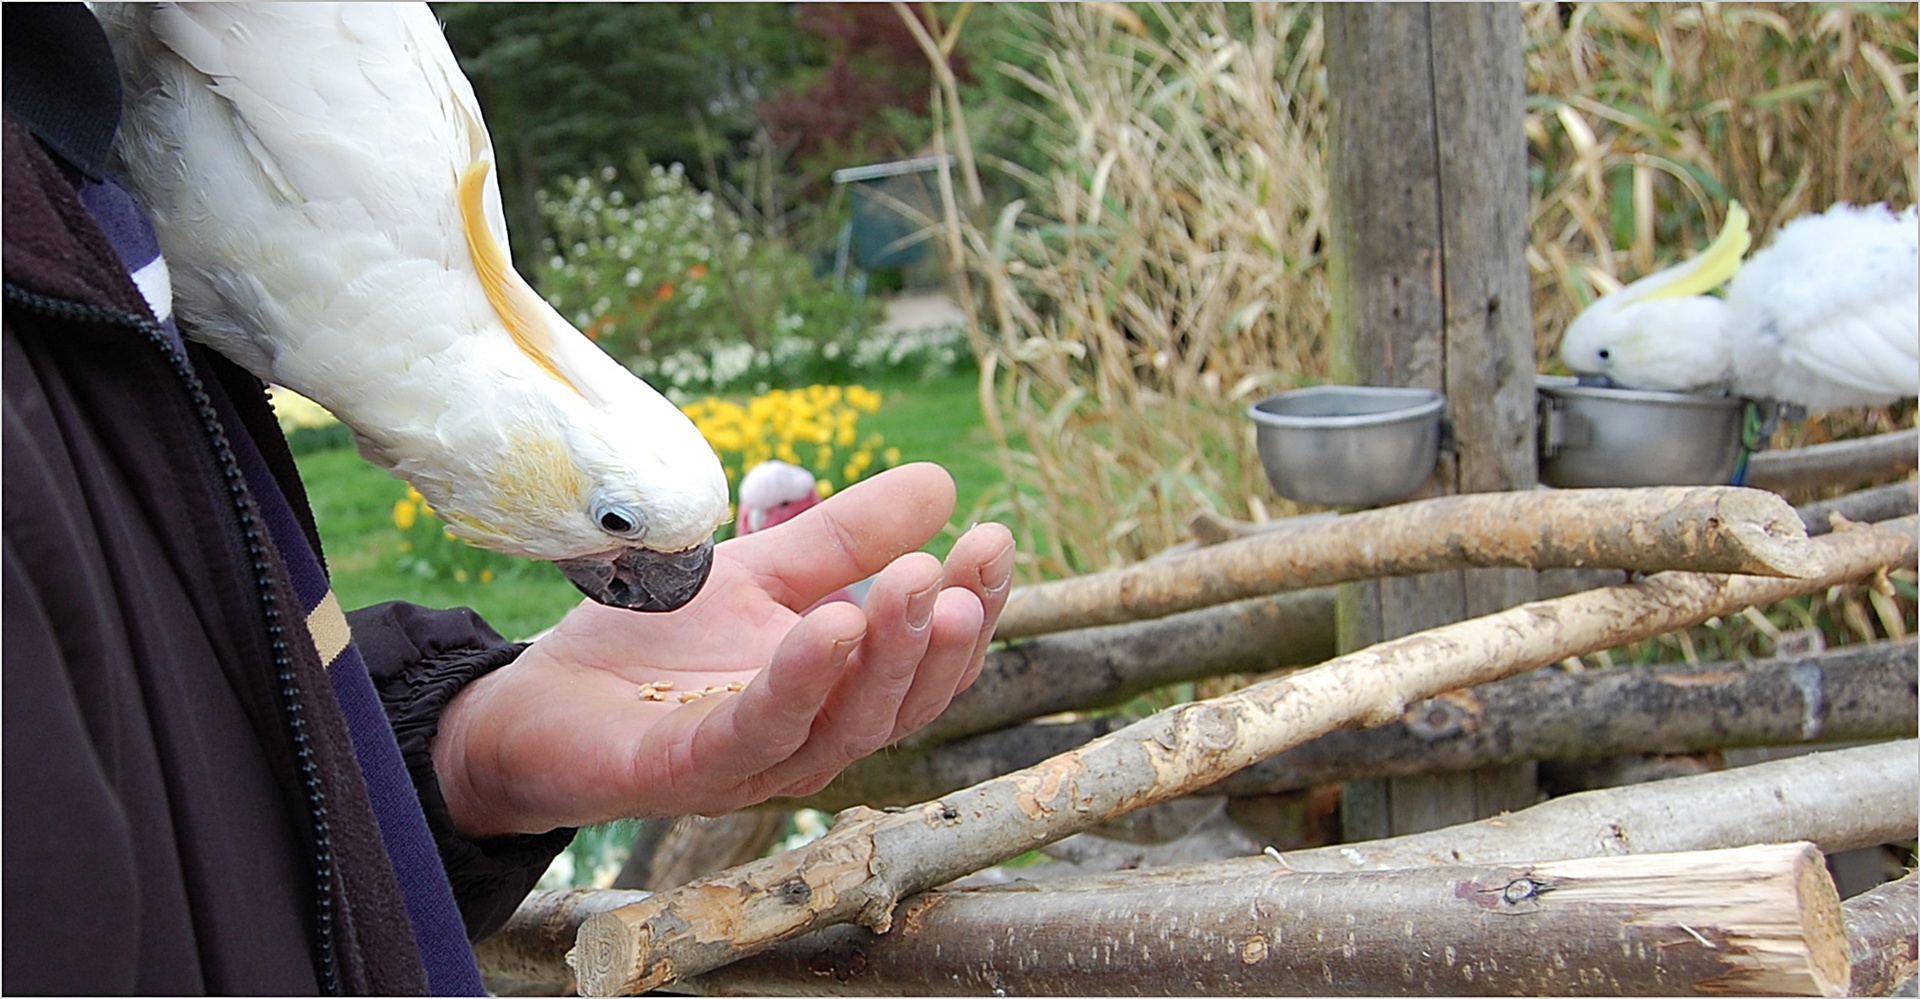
[534,164,967,397]
[536,165,874,374]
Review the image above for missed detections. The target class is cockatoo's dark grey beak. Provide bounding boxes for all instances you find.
[557,539,714,612]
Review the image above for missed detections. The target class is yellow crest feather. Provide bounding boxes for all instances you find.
[1630,202,1753,303]
[459,160,583,396]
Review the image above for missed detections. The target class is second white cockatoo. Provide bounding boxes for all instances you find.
[1559,201,1919,411]
[97,3,729,611]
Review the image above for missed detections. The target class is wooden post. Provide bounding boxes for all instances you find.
[1323,3,1539,838]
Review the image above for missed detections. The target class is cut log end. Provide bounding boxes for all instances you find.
[1724,519,1823,579]
[572,909,657,998]
[1792,847,1853,999]
[1534,842,1851,997]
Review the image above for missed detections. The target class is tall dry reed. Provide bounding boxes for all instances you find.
[938,3,1331,576]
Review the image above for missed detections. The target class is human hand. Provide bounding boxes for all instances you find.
[430,463,1015,838]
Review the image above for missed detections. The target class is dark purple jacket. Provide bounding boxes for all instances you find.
[2,7,569,993]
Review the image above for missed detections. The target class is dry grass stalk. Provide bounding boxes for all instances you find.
[937,3,1331,575]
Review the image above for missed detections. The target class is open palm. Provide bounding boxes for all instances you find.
[431,463,1014,837]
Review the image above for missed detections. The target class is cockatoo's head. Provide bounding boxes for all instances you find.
[736,460,823,535]
[366,162,730,613]
[386,375,730,613]
[1558,203,1752,394]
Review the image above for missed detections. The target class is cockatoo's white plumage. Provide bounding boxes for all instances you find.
[97,3,729,611]
[1559,201,1919,411]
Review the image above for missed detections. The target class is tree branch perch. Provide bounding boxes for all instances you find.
[996,486,1818,639]
[568,517,1913,995]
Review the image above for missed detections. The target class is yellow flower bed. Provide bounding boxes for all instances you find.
[681,385,897,526]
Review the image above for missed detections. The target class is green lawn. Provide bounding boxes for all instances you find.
[296,369,1000,639]
[856,369,1003,552]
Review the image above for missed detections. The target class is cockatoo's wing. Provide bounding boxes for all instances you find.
[1725,203,1918,409]
[109,6,464,374]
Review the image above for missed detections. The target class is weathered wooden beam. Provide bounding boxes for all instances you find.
[681,843,1849,997]
[1279,740,1917,873]
[566,519,1913,995]
[1323,0,1541,839]
[1213,639,1918,795]
[1797,480,1918,535]
[914,589,1334,745]
[485,742,1913,996]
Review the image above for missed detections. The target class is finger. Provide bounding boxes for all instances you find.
[747,551,958,794]
[673,601,866,797]
[725,463,956,610]
[796,552,945,761]
[940,522,1017,693]
[886,586,986,741]
[883,523,1014,743]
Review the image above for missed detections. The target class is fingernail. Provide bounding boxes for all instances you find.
[906,585,936,630]
[981,543,1015,594]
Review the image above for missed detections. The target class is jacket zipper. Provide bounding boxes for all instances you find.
[3,285,342,996]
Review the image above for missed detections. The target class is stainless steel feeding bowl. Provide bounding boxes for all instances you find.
[1248,386,1446,507]
[1536,377,1750,488]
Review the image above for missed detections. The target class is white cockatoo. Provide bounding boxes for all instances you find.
[1559,201,1919,411]
[97,3,730,611]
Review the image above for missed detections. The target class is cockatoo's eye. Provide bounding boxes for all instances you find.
[1596,348,1611,361]
[593,501,647,540]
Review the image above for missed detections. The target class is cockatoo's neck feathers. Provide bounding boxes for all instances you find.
[458,158,582,397]
[1628,201,1753,304]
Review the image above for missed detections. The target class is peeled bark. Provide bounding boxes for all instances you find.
[1747,430,1920,498]
[1845,873,1919,998]
[683,842,1851,997]
[568,519,1913,995]
[1277,740,1917,873]
[912,588,1334,746]
[996,486,1818,640]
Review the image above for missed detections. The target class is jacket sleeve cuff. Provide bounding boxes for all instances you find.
[352,602,577,940]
